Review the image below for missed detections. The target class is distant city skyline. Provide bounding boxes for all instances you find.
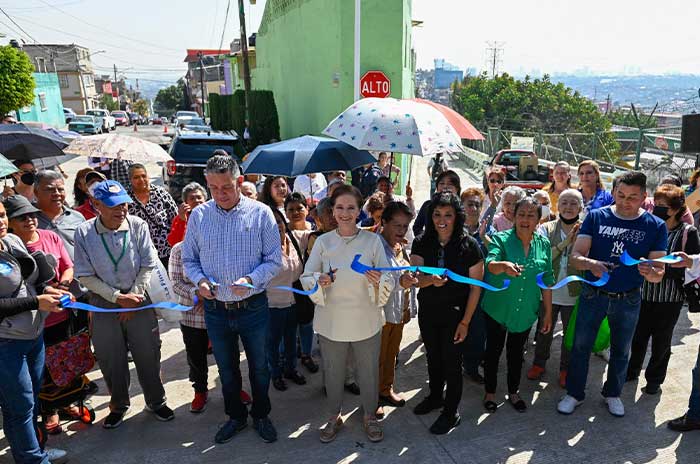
[1,0,699,83]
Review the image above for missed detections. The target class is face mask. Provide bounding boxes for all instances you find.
[560,214,579,225]
[20,172,35,186]
[652,206,671,221]
[540,205,550,219]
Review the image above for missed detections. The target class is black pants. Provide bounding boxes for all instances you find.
[418,308,463,414]
[180,324,209,393]
[484,313,529,395]
[628,300,683,386]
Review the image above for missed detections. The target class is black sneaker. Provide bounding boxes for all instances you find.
[215,418,247,444]
[103,411,124,429]
[668,414,700,432]
[151,405,174,422]
[272,377,288,391]
[284,370,307,385]
[253,417,278,443]
[413,396,444,415]
[344,383,361,395]
[429,411,461,435]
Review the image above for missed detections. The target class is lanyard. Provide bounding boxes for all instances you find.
[100,231,129,273]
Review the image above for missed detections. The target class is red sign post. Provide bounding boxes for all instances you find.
[360,71,391,98]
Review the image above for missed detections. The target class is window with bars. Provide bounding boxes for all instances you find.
[58,74,69,88]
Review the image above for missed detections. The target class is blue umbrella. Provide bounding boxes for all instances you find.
[241,135,377,176]
[0,123,69,161]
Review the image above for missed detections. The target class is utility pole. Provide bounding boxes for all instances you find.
[113,64,117,83]
[353,0,361,101]
[631,102,658,170]
[197,51,206,118]
[238,0,252,125]
[485,41,504,78]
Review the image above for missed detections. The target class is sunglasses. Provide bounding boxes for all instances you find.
[488,178,504,184]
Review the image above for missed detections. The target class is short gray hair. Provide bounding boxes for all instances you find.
[206,154,239,177]
[558,188,584,209]
[316,197,332,217]
[181,182,208,203]
[128,163,147,178]
[34,169,63,187]
[497,185,526,212]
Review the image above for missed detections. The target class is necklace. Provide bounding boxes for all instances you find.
[336,228,360,245]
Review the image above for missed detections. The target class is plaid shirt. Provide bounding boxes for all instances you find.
[169,242,206,329]
[110,158,134,190]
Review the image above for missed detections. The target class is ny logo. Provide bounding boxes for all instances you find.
[611,241,625,256]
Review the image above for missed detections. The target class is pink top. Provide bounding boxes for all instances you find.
[26,229,74,327]
[492,212,514,232]
[267,235,304,309]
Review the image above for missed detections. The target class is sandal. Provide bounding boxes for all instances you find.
[320,416,343,443]
[363,418,384,443]
[508,395,527,413]
[379,393,406,407]
[44,414,62,435]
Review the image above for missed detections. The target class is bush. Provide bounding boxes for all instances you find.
[209,90,280,150]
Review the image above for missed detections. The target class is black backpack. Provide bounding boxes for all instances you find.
[359,165,383,198]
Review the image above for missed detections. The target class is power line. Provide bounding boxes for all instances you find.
[485,41,504,78]
[218,0,232,52]
[0,6,38,43]
[208,0,220,46]
[4,0,86,11]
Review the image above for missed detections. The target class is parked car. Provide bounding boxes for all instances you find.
[164,132,244,200]
[151,116,164,125]
[176,117,210,133]
[175,110,199,119]
[86,109,116,132]
[128,112,141,125]
[63,108,77,124]
[68,115,102,135]
[484,149,553,191]
[111,111,130,126]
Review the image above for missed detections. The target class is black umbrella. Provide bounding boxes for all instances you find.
[0,123,69,161]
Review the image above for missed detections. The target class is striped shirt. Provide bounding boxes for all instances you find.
[642,223,700,303]
[182,197,282,302]
[168,242,205,329]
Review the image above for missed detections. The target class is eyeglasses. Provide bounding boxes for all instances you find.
[488,178,504,184]
[17,213,37,222]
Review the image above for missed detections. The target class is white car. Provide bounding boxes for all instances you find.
[86,109,116,132]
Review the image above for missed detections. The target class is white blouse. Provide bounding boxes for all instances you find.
[301,229,394,342]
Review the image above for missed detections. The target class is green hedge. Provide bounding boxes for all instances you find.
[209,90,280,151]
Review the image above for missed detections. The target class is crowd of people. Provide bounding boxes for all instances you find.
[1,151,700,464]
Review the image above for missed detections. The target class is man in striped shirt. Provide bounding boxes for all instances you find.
[183,154,281,445]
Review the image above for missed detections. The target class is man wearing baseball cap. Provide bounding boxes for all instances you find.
[73,180,173,429]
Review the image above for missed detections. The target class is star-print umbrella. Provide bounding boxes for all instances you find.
[322,98,464,156]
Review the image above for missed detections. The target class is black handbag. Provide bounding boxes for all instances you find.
[287,231,315,325]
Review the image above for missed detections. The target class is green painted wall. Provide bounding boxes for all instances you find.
[17,73,65,128]
[253,0,415,190]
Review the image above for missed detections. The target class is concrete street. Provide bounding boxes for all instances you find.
[1,148,699,463]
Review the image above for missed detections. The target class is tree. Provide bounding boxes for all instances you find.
[155,78,186,113]
[0,46,35,117]
[132,99,149,117]
[606,108,657,128]
[99,93,118,111]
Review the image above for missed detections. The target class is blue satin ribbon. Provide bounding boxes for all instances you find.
[619,250,682,266]
[350,255,511,292]
[59,294,192,313]
[231,281,320,296]
[536,272,610,290]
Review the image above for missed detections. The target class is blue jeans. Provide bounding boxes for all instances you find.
[462,305,486,374]
[267,305,298,379]
[566,285,642,401]
[204,295,271,421]
[0,335,49,464]
[299,321,314,356]
[688,344,700,421]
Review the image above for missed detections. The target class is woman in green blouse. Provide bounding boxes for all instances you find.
[478,196,554,413]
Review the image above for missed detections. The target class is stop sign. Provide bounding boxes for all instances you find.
[360,71,391,98]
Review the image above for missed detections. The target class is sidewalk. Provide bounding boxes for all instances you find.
[1,160,699,463]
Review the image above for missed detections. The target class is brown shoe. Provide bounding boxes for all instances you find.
[320,417,343,443]
[364,418,384,442]
[375,405,385,419]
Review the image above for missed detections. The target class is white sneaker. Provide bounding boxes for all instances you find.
[557,394,583,414]
[46,447,68,463]
[606,397,625,417]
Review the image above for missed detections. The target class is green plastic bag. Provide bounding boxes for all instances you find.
[564,298,611,353]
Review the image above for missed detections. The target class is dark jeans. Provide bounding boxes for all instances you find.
[267,305,298,379]
[298,321,314,356]
[204,295,271,421]
[483,312,530,394]
[566,285,641,401]
[180,324,209,393]
[533,303,574,372]
[689,344,700,421]
[0,335,49,464]
[418,309,463,414]
[462,305,486,375]
[628,300,683,387]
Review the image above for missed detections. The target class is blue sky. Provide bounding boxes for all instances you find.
[1,0,699,82]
